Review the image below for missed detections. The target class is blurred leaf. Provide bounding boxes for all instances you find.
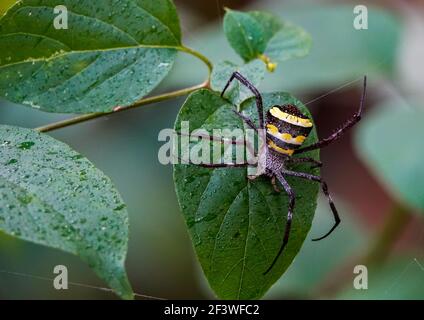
[356,107,424,213]
[0,0,181,113]
[337,257,424,299]
[210,59,266,106]
[262,4,401,91]
[0,125,132,299]
[265,198,367,298]
[169,4,400,92]
[174,89,320,299]
[223,9,311,69]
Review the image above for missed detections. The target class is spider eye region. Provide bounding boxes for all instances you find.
[266,105,313,156]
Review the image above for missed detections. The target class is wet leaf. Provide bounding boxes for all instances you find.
[211,59,266,106]
[223,9,311,69]
[0,125,132,299]
[173,89,320,299]
[356,107,424,213]
[0,0,181,113]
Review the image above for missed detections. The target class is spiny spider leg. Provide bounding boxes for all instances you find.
[263,173,295,275]
[295,76,367,154]
[281,169,340,241]
[286,157,323,169]
[221,71,264,129]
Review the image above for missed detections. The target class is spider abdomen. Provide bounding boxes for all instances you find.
[266,104,313,156]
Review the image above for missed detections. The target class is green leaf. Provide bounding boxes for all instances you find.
[173,89,320,299]
[0,125,132,299]
[263,5,401,91]
[210,59,266,106]
[0,0,181,113]
[169,5,400,92]
[223,9,311,70]
[356,107,424,213]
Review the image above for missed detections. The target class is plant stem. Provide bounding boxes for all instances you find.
[362,204,411,266]
[36,81,208,133]
[35,46,213,133]
[178,45,214,76]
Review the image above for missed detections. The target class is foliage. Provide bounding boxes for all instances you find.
[174,91,319,299]
[0,0,180,113]
[223,9,311,71]
[166,5,401,92]
[0,0,412,300]
[0,125,132,299]
[356,105,424,213]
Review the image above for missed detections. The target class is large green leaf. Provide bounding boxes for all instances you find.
[356,107,424,213]
[0,125,132,299]
[173,89,320,299]
[223,9,311,69]
[210,59,266,106]
[0,0,181,113]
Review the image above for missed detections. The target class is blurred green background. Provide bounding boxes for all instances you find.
[0,0,423,299]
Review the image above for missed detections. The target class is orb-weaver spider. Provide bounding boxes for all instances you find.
[182,72,367,275]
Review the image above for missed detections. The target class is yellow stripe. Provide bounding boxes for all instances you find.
[270,107,313,128]
[268,141,294,156]
[266,123,279,134]
[266,124,307,145]
[294,135,307,144]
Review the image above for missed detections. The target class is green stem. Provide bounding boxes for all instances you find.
[36,81,207,133]
[35,46,212,133]
[362,204,411,266]
[178,46,214,77]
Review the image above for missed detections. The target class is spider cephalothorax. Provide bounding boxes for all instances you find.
[182,71,367,275]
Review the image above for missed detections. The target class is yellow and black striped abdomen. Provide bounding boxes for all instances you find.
[266,104,313,156]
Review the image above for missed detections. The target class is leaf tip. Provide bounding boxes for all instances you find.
[111,266,134,300]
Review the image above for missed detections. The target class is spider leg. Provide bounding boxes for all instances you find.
[221,71,264,128]
[176,132,257,165]
[295,76,367,154]
[233,110,258,131]
[263,173,295,275]
[271,176,280,193]
[281,169,340,241]
[286,157,323,169]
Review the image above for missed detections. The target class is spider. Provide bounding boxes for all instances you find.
[181,72,367,275]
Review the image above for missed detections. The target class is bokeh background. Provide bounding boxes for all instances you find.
[0,0,423,299]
